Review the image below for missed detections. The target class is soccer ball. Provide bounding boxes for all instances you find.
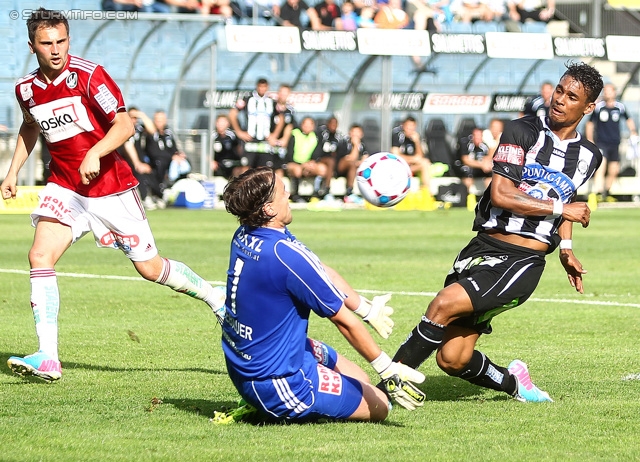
[356,152,412,207]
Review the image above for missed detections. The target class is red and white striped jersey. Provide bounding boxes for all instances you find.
[15,55,137,197]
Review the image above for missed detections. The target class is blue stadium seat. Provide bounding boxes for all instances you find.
[443,21,474,34]
[472,21,499,33]
[521,21,548,33]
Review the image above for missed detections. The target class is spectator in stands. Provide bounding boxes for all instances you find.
[336,123,369,203]
[520,81,553,118]
[315,116,343,198]
[229,78,282,171]
[286,117,327,202]
[374,0,409,28]
[102,0,172,12]
[211,114,246,179]
[315,0,341,28]
[200,0,236,21]
[155,0,202,13]
[457,127,493,199]
[334,1,359,30]
[585,83,638,203]
[270,84,297,175]
[408,0,453,32]
[391,116,436,208]
[452,0,495,23]
[274,0,323,29]
[242,0,279,22]
[145,110,184,208]
[102,0,174,13]
[357,5,378,27]
[507,0,555,28]
[487,0,517,27]
[482,117,504,155]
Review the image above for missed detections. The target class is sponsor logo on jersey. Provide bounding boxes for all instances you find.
[494,144,525,164]
[309,339,330,366]
[66,72,78,89]
[100,231,140,250]
[30,96,95,143]
[552,148,566,158]
[94,83,118,114]
[317,364,343,396]
[20,83,33,101]
[39,195,71,219]
[522,163,575,201]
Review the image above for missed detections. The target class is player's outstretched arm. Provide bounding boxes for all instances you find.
[330,307,425,410]
[323,263,394,338]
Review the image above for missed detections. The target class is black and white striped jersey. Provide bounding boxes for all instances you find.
[473,116,602,244]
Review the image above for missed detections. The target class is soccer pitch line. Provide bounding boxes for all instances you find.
[2,268,639,309]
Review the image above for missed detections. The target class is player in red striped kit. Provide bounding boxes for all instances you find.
[1,8,224,382]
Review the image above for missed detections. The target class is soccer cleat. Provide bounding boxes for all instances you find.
[344,193,364,205]
[7,351,62,382]
[212,399,258,424]
[508,359,553,403]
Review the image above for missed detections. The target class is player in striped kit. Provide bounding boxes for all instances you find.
[391,62,604,403]
[1,8,225,382]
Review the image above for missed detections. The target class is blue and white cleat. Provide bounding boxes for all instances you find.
[508,359,553,403]
[7,351,62,382]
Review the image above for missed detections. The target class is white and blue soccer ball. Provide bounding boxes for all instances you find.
[356,152,412,208]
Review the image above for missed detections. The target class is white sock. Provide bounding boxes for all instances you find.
[155,258,217,309]
[30,268,59,361]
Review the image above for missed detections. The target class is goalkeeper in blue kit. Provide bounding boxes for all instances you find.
[219,167,425,422]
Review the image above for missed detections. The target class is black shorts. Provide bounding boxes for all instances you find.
[599,144,620,163]
[244,141,277,169]
[446,233,546,334]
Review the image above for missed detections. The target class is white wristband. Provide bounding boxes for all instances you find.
[559,239,572,250]
[552,200,564,218]
[370,351,392,375]
[353,296,370,318]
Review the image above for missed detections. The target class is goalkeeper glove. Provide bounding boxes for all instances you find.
[371,352,426,411]
[354,294,394,339]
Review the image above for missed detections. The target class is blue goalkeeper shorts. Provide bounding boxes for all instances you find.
[228,338,363,422]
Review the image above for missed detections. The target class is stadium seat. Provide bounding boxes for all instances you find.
[472,21,499,33]
[455,117,477,141]
[521,21,548,33]
[424,118,456,176]
[362,118,382,154]
[442,21,474,34]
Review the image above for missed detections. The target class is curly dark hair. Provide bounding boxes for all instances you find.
[27,8,69,44]
[562,61,603,104]
[223,167,277,227]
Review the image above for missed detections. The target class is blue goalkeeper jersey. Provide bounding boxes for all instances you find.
[221,225,346,380]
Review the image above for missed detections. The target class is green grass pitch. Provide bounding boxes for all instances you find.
[1,207,639,461]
